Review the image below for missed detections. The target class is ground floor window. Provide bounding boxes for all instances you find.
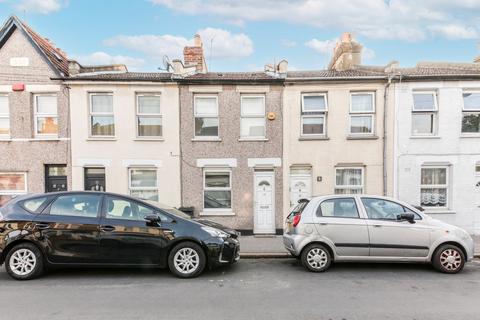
[203,169,232,210]
[84,167,106,191]
[334,167,364,194]
[0,172,27,206]
[45,164,67,192]
[420,167,448,208]
[129,168,158,201]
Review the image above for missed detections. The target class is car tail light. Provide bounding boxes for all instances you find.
[292,214,301,227]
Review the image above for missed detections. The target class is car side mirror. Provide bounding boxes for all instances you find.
[144,214,161,224]
[397,213,415,224]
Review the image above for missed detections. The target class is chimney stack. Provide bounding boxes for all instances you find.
[328,32,363,71]
[474,56,480,64]
[183,34,207,73]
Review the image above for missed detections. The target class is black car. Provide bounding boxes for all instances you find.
[0,192,240,280]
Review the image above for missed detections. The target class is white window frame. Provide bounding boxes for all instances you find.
[0,172,28,196]
[301,93,327,136]
[0,94,9,137]
[240,95,266,139]
[202,168,232,213]
[420,166,449,210]
[194,95,219,139]
[34,94,58,137]
[411,90,438,136]
[136,93,162,139]
[461,90,480,135]
[89,92,115,137]
[349,92,375,135]
[128,167,158,198]
[334,167,364,194]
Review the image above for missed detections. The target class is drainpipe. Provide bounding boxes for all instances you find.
[382,75,393,196]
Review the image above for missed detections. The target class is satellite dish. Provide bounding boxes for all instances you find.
[162,55,173,72]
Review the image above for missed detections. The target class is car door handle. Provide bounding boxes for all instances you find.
[373,224,382,228]
[319,222,328,226]
[35,223,50,230]
[100,225,115,232]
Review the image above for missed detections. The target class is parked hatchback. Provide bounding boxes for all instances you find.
[0,192,240,280]
[284,195,474,274]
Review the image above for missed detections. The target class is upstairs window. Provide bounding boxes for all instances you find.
[34,94,58,136]
[0,95,9,136]
[90,93,114,137]
[350,92,375,135]
[301,93,327,136]
[136,94,162,138]
[240,96,266,139]
[412,91,437,136]
[461,92,480,134]
[194,96,218,138]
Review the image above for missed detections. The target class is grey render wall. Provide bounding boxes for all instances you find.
[180,84,283,231]
[0,28,70,194]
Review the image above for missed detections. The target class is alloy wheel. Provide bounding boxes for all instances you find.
[439,248,462,271]
[306,248,328,270]
[173,248,200,274]
[9,248,37,276]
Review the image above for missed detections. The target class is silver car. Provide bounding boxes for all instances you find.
[283,195,475,274]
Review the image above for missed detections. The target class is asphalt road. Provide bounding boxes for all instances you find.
[0,259,479,320]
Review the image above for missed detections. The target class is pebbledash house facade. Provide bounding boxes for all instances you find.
[0,16,70,205]
[177,37,285,234]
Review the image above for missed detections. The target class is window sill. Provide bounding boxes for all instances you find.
[191,137,222,142]
[424,210,455,215]
[299,135,329,141]
[134,138,164,141]
[238,138,268,142]
[346,135,378,140]
[459,134,480,138]
[86,137,117,141]
[410,135,440,139]
[0,137,11,141]
[199,211,235,216]
[31,136,60,141]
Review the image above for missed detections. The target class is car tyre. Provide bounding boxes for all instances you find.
[301,243,332,272]
[168,242,206,278]
[432,244,465,274]
[5,243,44,280]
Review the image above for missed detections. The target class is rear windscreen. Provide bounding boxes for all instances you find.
[287,201,309,219]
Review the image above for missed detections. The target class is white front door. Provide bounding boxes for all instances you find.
[254,171,275,234]
[290,175,312,207]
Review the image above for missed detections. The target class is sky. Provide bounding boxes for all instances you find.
[1,0,480,72]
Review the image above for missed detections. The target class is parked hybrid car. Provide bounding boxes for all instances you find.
[284,195,474,274]
[0,192,240,280]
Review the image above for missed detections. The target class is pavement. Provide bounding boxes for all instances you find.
[1,258,479,320]
[239,235,480,258]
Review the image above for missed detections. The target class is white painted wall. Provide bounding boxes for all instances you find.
[68,82,181,207]
[394,81,480,234]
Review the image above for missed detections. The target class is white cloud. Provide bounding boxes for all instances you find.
[74,52,146,71]
[150,0,480,41]
[305,37,375,62]
[281,39,297,48]
[305,38,336,55]
[104,28,253,61]
[15,0,65,14]
[428,24,479,39]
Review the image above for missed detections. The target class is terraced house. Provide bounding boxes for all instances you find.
[63,65,182,207]
[282,33,395,218]
[176,36,285,234]
[0,16,70,204]
[392,62,480,234]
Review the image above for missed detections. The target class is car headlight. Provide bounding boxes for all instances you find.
[202,226,228,238]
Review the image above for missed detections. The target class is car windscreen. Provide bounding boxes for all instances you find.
[145,200,192,219]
